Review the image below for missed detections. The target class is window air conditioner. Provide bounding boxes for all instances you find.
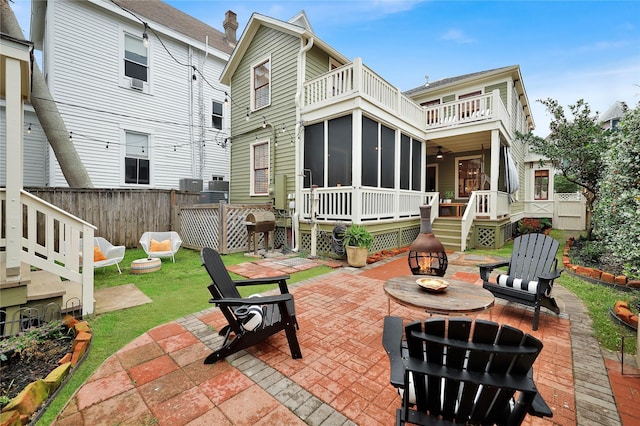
[130,78,144,90]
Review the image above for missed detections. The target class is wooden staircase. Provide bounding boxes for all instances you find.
[432,217,470,252]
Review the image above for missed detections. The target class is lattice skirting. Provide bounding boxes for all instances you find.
[299,226,420,257]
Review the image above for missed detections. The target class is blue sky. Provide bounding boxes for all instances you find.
[10,0,640,136]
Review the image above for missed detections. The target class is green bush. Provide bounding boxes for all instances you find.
[516,217,552,235]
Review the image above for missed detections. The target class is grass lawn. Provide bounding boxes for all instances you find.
[38,248,333,425]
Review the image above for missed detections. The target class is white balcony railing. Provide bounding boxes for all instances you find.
[424,90,509,131]
[303,58,425,129]
[1,189,96,316]
[304,61,512,134]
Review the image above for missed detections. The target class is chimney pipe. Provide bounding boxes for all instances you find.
[223,10,238,45]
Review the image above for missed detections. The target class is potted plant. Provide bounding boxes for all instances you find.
[443,190,454,203]
[343,224,373,267]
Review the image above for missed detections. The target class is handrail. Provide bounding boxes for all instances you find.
[1,189,96,316]
[460,193,477,251]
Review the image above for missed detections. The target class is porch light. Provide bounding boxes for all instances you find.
[436,147,443,160]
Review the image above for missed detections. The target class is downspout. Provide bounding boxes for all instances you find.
[292,35,314,252]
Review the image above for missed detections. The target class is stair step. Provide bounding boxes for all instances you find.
[0,262,32,289]
[27,271,65,301]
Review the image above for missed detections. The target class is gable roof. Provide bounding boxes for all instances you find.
[30,0,233,55]
[220,11,348,85]
[112,0,234,54]
[404,65,519,96]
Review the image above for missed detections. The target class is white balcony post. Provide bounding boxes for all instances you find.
[490,130,500,220]
[353,57,362,94]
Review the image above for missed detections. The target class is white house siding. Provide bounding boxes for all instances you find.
[229,26,299,204]
[0,106,47,186]
[39,0,229,189]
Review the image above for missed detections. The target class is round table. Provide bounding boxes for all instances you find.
[131,258,162,274]
[383,275,494,316]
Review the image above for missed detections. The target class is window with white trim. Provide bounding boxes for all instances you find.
[252,58,270,110]
[251,141,269,195]
[534,170,549,200]
[124,131,150,184]
[124,34,148,82]
[212,101,223,130]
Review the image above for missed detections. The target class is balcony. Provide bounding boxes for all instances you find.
[302,59,513,135]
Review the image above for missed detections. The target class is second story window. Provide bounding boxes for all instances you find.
[124,34,148,83]
[212,101,223,130]
[252,58,270,110]
[124,131,150,185]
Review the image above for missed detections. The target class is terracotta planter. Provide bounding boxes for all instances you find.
[346,246,368,268]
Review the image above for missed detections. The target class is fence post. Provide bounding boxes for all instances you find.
[220,203,228,254]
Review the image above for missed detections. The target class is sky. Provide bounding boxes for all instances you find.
[9,0,640,137]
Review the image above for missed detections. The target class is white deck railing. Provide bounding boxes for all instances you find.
[300,187,513,225]
[301,186,426,223]
[1,189,96,316]
[303,58,425,129]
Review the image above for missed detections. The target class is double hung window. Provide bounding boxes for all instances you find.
[251,141,269,195]
[212,101,223,130]
[252,58,270,110]
[124,34,148,82]
[124,131,150,185]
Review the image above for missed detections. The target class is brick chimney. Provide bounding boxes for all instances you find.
[223,10,238,45]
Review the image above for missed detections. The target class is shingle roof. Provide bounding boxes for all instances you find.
[403,66,516,96]
[112,0,234,54]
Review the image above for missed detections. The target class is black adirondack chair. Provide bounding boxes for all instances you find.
[200,247,302,364]
[479,233,562,330]
[382,316,553,426]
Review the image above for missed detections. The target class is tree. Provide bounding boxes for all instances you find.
[517,99,607,239]
[592,104,640,279]
[1,0,93,188]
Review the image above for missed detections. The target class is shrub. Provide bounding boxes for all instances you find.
[516,218,552,235]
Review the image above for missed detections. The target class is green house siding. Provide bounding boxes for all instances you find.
[229,26,300,204]
[305,45,332,80]
[484,81,507,106]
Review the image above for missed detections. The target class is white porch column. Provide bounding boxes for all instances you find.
[352,109,363,223]
[2,37,30,281]
[490,129,500,220]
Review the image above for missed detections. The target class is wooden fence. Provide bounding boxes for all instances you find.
[25,188,275,253]
[26,188,199,248]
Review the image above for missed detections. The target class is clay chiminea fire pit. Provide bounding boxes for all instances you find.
[407,205,448,276]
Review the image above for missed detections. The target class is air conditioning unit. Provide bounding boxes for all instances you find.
[179,178,203,192]
[130,78,144,90]
[198,191,228,204]
[208,180,229,191]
